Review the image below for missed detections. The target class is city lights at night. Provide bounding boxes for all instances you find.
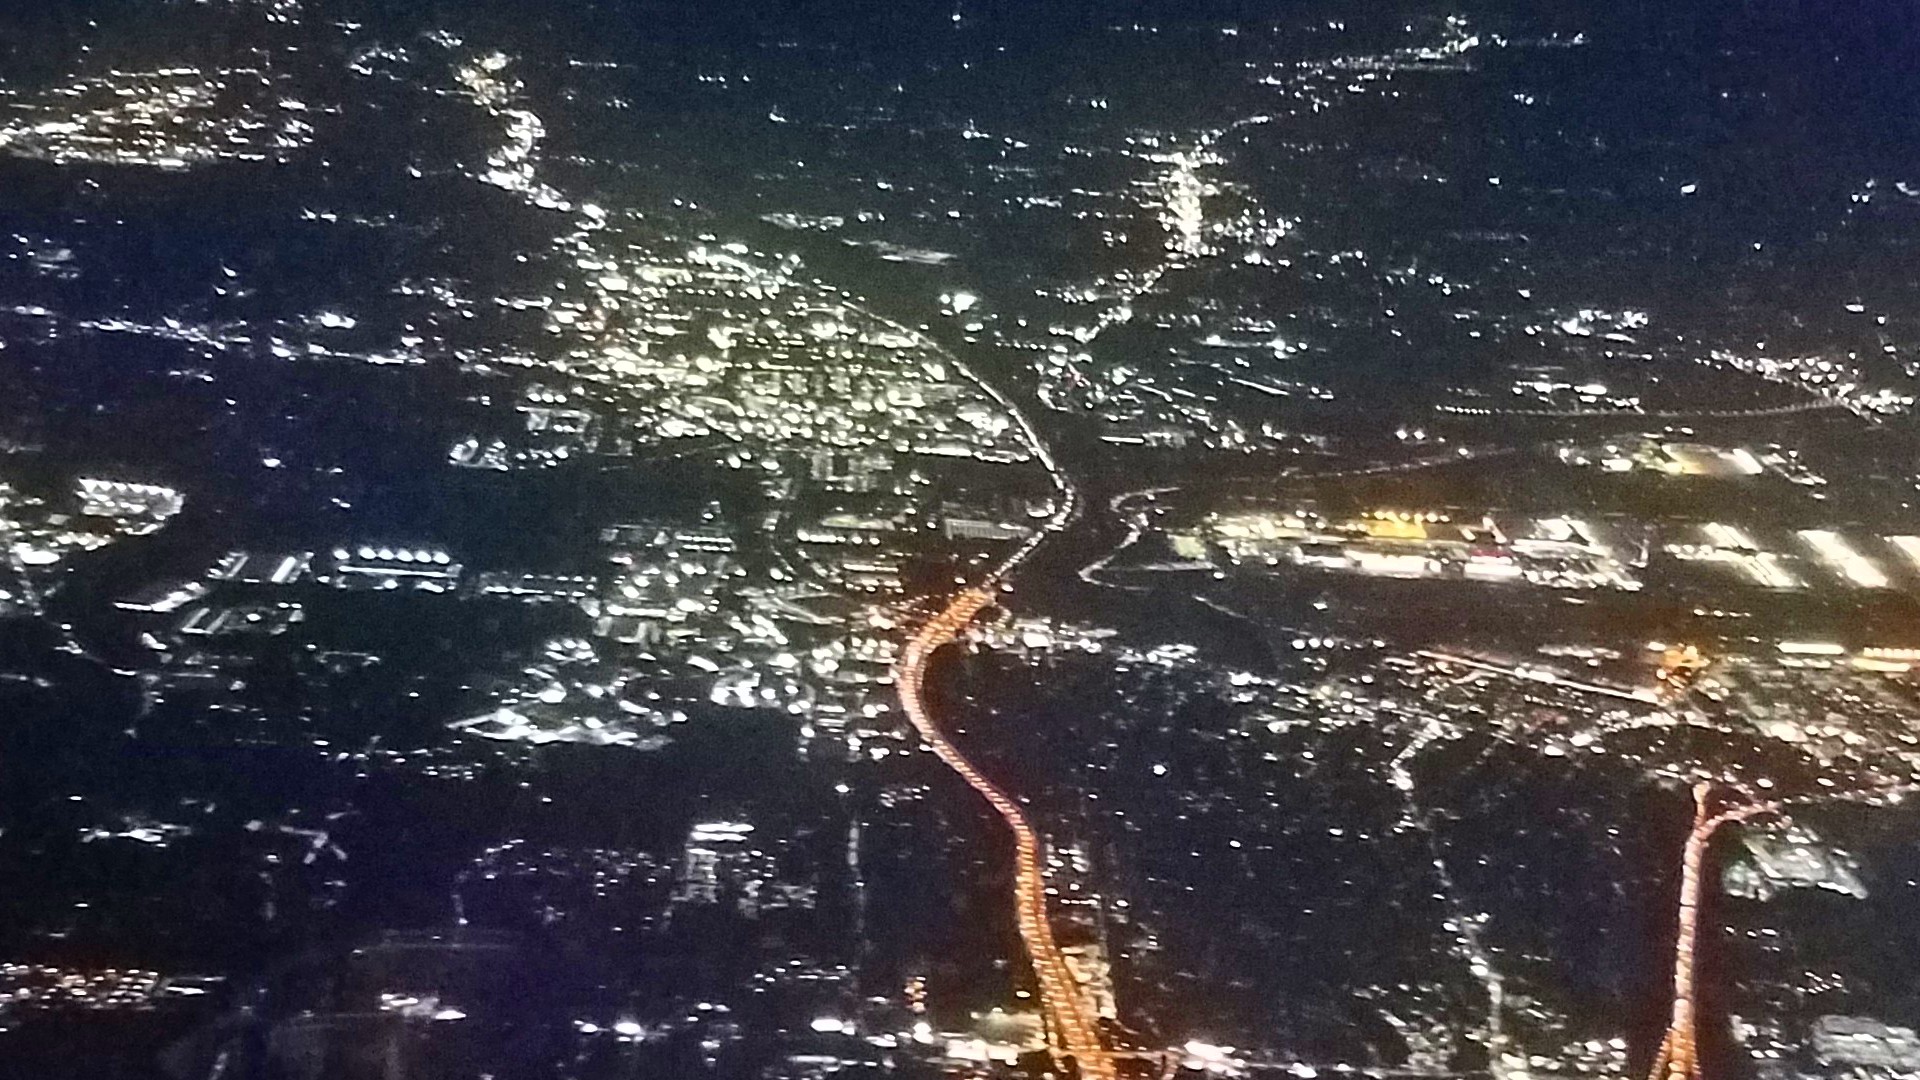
[3,3,1920,1080]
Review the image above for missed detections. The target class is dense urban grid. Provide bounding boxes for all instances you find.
[4,3,1920,1080]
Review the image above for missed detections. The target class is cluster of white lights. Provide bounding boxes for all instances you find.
[333,546,452,565]
[688,821,754,843]
[1798,530,1889,589]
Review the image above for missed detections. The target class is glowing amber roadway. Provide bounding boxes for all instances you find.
[1645,783,1776,1080]
[897,583,1115,1080]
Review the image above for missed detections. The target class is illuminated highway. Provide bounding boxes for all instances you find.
[879,310,1113,1073]
[896,582,1115,1079]
[1645,783,1776,1080]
